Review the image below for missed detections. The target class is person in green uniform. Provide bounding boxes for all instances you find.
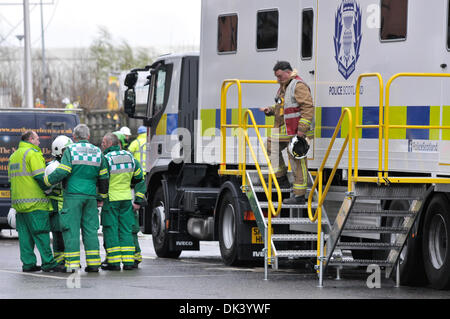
[45,135,73,266]
[128,126,147,175]
[44,124,109,273]
[8,131,63,272]
[100,133,144,270]
[113,131,127,150]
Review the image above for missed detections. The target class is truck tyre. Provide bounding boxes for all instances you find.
[422,194,450,289]
[151,186,181,259]
[218,191,240,266]
[380,200,426,286]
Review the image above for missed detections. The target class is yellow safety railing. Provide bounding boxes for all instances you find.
[383,73,450,184]
[353,73,384,183]
[243,109,283,263]
[307,108,353,264]
[219,79,277,176]
[219,79,281,264]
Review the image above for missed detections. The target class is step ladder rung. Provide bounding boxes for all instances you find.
[265,217,325,225]
[342,226,409,234]
[351,210,415,217]
[252,186,292,193]
[272,234,319,241]
[259,202,318,209]
[277,250,317,258]
[336,242,402,250]
[329,259,393,267]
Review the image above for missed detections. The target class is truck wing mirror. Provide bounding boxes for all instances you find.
[124,71,138,89]
[124,88,136,117]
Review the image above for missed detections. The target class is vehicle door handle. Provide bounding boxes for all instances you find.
[158,144,162,154]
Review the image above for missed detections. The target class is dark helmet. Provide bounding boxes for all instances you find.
[288,136,310,159]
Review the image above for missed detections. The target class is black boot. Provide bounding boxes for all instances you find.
[23,265,41,272]
[283,195,306,205]
[84,266,99,273]
[43,264,66,273]
[101,263,121,271]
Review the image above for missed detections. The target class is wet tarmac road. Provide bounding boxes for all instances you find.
[1,229,449,301]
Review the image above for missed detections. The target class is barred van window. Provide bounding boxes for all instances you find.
[257,9,279,50]
[380,0,408,41]
[301,9,314,59]
[218,14,238,53]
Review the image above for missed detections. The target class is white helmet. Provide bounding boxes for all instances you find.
[288,136,310,160]
[62,97,70,105]
[7,208,16,229]
[120,126,132,136]
[52,135,73,157]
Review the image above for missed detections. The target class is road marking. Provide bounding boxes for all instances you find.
[139,274,230,279]
[0,269,68,280]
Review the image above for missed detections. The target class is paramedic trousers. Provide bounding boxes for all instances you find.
[16,210,57,271]
[60,194,101,271]
[101,200,136,266]
[267,138,308,197]
[49,200,65,265]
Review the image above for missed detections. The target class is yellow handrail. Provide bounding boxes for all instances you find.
[307,108,353,264]
[384,73,450,183]
[219,79,280,264]
[243,109,283,263]
[354,73,384,182]
[219,79,277,175]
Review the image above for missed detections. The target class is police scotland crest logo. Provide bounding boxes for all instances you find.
[334,0,362,80]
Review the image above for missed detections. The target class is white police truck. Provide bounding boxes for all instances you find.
[124,0,450,289]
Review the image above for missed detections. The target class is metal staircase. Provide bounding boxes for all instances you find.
[325,183,428,282]
[245,168,428,286]
[243,169,335,281]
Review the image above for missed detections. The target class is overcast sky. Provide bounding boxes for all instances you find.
[0,0,201,48]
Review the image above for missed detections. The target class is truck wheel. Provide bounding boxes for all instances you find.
[218,191,240,266]
[151,186,181,259]
[422,194,450,289]
[380,200,426,285]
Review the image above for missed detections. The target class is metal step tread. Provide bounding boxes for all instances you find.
[336,242,402,250]
[252,186,293,193]
[342,226,409,233]
[351,209,415,217]
[354,195,423,200]
[353,184,427,200]
[265,217,325,225]
[276,250,317,258]
[272,234,320,241]
[260,202,318,209]
[329,259,393,267]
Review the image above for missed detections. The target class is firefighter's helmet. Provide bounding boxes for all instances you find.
[288,136,310,160]
[52,135,73,157]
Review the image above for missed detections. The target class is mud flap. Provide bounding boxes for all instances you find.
[169,232,200,251]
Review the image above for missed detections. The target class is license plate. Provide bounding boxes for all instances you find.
[0,190,10,198]
[252,227,263,244]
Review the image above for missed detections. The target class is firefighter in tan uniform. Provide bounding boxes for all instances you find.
[260,61,314,205]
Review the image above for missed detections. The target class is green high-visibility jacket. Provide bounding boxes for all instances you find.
[45,140,109,199]
[104,145,143,202]
[8,141,51,213]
